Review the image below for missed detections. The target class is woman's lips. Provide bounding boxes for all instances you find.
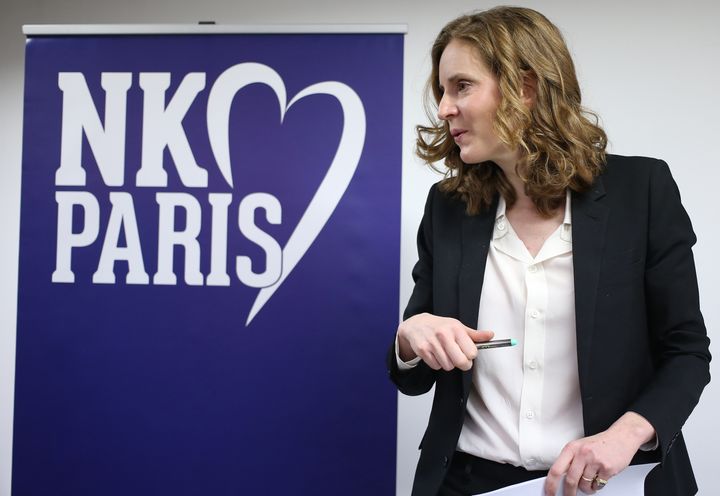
[451,129,467,142]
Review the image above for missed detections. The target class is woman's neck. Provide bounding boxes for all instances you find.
[493,157,532,208]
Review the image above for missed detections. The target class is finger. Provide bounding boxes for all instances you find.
[578,468,599,495]
[437,330,474,369]
[414,336,450,370]
[591,471,610,492]
[427,336,454,371]
[414,340,442,370]
[544,469,562,496]
[578,471,597,495]
[437,328,477,370]
[545,446,574,495]
[568,455,600,496]
[446,340,474,370]
[466,328,494,343]
[564,459,595,496]
[420,348,442,370]
[455,332,479,362]
[562,459,584,496]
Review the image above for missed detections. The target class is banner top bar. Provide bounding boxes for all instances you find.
[23,23,408,36]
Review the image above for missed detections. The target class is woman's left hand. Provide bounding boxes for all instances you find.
[544,412,656,496]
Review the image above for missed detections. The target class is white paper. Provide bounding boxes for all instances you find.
[474,463,658,496]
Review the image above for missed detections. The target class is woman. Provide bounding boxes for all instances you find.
[387,6,710,496]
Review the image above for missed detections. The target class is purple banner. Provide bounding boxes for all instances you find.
[14,32,402,495]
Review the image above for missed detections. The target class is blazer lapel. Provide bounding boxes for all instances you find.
[459,196,498,395]
[571,177,608,399]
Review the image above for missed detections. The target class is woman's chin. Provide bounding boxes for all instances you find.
[459,149,483,164]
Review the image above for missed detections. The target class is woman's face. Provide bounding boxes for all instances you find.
[437,39,516,168]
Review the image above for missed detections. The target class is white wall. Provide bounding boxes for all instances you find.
[1,1,718,495]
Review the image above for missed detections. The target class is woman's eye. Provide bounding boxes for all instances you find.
[457,81,470,92]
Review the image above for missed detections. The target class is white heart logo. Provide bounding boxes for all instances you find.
[207,63,366,325]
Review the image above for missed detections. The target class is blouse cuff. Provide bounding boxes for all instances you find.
[395,335,421,370]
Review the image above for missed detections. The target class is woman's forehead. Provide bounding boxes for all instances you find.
[438,40,492,80]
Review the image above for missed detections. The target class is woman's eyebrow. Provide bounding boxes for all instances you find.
[440,73,477,86]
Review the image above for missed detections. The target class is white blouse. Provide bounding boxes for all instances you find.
[397,190,585,470]
[455,191,584,470]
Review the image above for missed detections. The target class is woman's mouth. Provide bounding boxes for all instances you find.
[451,129,467,141]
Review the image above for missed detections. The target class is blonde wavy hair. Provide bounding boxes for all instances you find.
[417,6,607,216]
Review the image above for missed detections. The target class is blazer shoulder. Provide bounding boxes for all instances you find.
[602,154,670,179]
[424,180,471,217]
[599,155,678,196]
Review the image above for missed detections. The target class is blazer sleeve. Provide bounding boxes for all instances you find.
[627,160,711,463]
[386,184,439,396]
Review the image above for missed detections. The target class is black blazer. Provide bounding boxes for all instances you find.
[387,155,711,496]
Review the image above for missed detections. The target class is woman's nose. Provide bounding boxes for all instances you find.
[437,94,457,120]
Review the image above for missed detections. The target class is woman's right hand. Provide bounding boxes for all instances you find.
[396,313,494,371]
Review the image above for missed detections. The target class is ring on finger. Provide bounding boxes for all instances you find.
[592,477,608,490]
[580,474,595,483]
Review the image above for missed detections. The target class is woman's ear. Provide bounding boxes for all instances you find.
[521,71,538,108]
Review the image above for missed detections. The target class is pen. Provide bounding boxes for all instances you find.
[476,338,517,350]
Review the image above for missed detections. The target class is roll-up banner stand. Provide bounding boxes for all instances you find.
[14,24,404,495]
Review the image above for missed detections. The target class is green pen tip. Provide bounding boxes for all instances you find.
[510,339,518,346]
